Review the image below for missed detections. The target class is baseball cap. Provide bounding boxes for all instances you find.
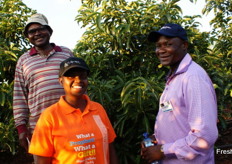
[59,57,90,77]
[148,23,188,42]
[23,13,53,36]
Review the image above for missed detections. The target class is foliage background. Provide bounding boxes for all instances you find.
[0,0,231,163]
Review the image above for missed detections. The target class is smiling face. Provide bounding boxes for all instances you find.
[59,68,88,100]
[26,23,51,48]
[155,36,188,69]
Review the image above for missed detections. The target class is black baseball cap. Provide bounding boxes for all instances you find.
[59,57,90,77]
[148,23,188,42]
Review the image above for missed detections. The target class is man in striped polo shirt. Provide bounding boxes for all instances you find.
[13,13,74,151]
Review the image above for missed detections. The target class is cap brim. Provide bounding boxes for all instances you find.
[148,31,177,42]
[148,31,161,42]
[60,65,90,77]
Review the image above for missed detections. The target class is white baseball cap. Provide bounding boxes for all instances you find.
[23,13,53,36]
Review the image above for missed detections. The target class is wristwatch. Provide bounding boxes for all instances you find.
[160,145,165,159]
[160,145,164,153]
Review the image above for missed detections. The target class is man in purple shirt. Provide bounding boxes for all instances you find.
[141,23,218,164]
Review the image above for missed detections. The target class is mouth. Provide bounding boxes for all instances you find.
[34,37,44,41]
[160,57,169,61]
[72,86,82,89]
[159,54,170,58]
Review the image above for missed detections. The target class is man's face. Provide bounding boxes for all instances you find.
[155,36,187,66]
[26,23,51,47]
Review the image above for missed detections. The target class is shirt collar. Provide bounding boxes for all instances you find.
[59,95,96,115]
[175,53,192,75]
[29,43,62,56]
[166,53,192,81]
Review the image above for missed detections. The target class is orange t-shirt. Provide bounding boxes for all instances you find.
[29,95,116,164]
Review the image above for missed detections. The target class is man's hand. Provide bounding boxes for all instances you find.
[141,145,165,163]
[19,130,31,151]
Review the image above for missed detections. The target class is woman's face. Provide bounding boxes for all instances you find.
[59,68,88,99]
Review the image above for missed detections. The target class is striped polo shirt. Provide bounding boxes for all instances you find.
[13,44,74,133]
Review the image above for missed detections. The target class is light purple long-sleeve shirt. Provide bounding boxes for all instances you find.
[155,53,218,164]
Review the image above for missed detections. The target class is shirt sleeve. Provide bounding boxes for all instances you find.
[60,46,74,57]
[13,56,29,131]
[163,75,218,160]
[99,105,116,143]
[29,110,54,156]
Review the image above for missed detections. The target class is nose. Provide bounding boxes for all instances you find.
[156,47,164,54]
[34,29,42,35]
[74,76,81,82]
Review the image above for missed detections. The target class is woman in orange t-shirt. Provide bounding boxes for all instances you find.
[29,57,118,164]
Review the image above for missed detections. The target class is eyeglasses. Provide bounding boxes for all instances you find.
[27,26,47,35]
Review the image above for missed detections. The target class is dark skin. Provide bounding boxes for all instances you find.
[141,134,165,163]
[155,35,188,73]
[59,69,89,111]
[141,36,188,163]
[141,144,165,163]
[18,130,31,152]
[34,69,119,164]
[27,23,53,56]
[19,23,53,151]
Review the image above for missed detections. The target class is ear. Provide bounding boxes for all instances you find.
[182,41,188,51]
[48,28,53,36]
[59,77,63,86]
